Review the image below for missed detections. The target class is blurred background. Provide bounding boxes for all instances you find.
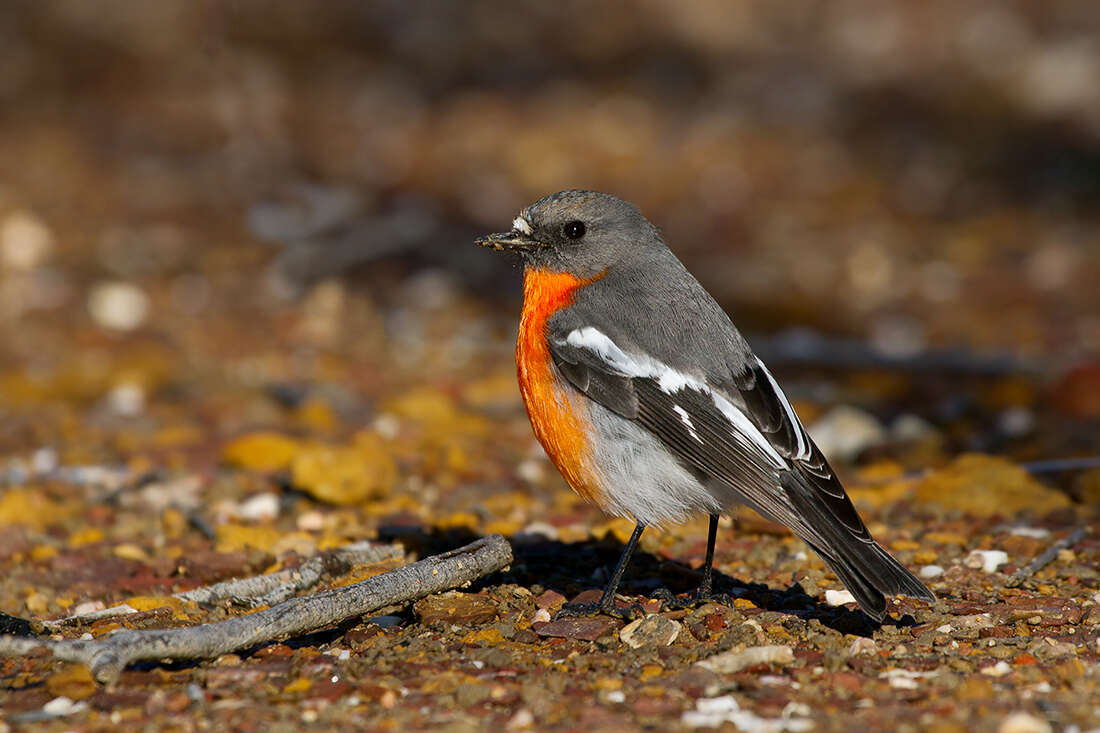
[1,0,1099,487]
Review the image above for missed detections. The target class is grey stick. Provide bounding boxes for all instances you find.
[0,534,512,685]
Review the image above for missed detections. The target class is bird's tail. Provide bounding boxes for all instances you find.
[781,473,936,622]
[807,539,935,621]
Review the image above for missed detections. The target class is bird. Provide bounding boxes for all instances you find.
[475,190,934,621]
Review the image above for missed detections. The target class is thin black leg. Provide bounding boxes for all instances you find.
[556,522,646,619]
[697,513,719,598]
[653,513,731,610]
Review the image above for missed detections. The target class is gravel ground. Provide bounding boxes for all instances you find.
[1,3,1098,731]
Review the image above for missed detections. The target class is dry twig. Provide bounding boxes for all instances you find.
[0,534,512,685]
[38,540,406,632]
[1005,527,1089,588]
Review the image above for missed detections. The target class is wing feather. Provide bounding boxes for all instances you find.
[546,321,934,618]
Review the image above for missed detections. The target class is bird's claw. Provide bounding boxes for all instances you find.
[653,587,733,611]
[554,600,646,621]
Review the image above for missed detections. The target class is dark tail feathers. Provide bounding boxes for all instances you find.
[782,472,935,622]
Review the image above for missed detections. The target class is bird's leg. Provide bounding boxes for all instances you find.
[556,522,647,620]
[655,514,733,609]
[697,512,719,598]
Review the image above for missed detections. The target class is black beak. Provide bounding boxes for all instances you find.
[474,230,548,252]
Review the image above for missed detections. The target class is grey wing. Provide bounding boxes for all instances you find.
[547,320,934,619]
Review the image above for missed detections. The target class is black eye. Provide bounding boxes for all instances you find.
[563,220,586,239]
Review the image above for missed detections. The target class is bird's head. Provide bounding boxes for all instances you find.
[475,190,663,279]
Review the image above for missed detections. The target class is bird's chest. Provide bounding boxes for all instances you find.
[516,269,602,503]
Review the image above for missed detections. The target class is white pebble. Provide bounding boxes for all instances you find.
[1008,527,1050,539]
[107,382,145,416]
[88,281,150,331]
[825,589,857,606]
[997,713,1052,733]
[605,690,625,704]
[683,694,815,731]
[981,661,1013,677]
[373,413,400,439]
[42,696,87,717]
[516,459,544,484]
[532,608,551,624]
[697,645,794,674]
[881,669,937,689]
[920,565,944,578]
[696,695,740,714]
[619,615,681,649]
[237,492,280,521]
[31,447,58,475]
[518,521,558,540]
[0,210,53,271]
[73,600,106,616]
[848,637,877,656]
[999,407,1035,437]
[296,511,325,531]
[966,549,1010,574]
[807,405,885,462]
[507,709,535,731]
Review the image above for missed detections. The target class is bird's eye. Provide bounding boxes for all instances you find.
[563,220,586,239]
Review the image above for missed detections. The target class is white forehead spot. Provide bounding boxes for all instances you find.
[512,216,532,235]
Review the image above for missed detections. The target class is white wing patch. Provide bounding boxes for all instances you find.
[512,216,532,235]
[563,327,786,467]
[672,405,703,443]
[755,356,811,460]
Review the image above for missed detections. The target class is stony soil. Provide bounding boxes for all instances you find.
[1,3,1098,732]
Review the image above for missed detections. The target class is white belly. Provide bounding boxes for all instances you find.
[583,399,723,526]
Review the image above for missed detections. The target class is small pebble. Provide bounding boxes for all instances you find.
[507,709,535,731]
[72,600,106,616]
[620,614,681,649]
[848,637,877,656]
[296,511,325,531]
[31,448,58,475]
[0,210,53,271]
[87,281,150,331]
[237,492,280,521]
[998,713,1052,733]
[1009,527,1051,539]
[920,564,944,578]
[825,589,856,606]
[956,613,994,629]
[106,382,145,416]
[697,645,793,673]
[966,549,1010,573]
[981,661,1013,677]
[373,414,400,439]
[42,697,87,718]
[516,459,544,484]
[891,413,939,442]
[518,521,558,540]
[807,405,886,462]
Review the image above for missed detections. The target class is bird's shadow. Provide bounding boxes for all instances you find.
[379,526,916,637]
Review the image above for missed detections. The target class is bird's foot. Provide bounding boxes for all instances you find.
[555,599,646,621]
[653,587,733,611]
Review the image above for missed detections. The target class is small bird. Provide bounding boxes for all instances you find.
[476,190,933,621]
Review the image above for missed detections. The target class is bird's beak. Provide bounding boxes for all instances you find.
[474,230,548,252]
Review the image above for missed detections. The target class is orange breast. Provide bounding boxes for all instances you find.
[516,267,604,504]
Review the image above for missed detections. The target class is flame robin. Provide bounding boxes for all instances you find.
[476,190,933,620]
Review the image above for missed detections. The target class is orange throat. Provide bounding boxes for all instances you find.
[516,267,604,503]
